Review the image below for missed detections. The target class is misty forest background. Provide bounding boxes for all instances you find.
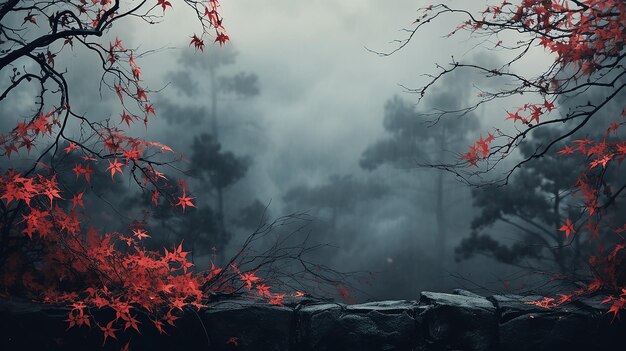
[3,0,625,302]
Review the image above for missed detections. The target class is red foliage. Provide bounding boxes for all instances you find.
[0,0,306,348]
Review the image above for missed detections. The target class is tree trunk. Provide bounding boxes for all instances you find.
[216,186,226,248]
[553,187,566,274]
[434,165,446,283]
[434,128,448,286]
[209,65,226,251]
[209,65,219,140]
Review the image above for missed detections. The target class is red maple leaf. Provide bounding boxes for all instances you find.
[4,144,18,158]
[71,192,84,209]
[175,191,195,212]
[528,105,542,124]
[137,87,148,101]
[214,32,229,46]
[505,111,524,123]
[159,312,177,328]
[151,189,159,205]
[123,316,140,333]
[190,34,205,52]
[100,320,118,345]
[608,298,626,321]
[559,218,576,239]
[132,228,150,240]
[557,145,574,155]
[72,163,94,183]
[132,66,142,80]
[256,283,271,297]
[106,159,124,178]
[64,142,79,154]
[240,271,261,289]
[145,104,155,116]
[152,319,168,335]
[18,138,34,154]
[120,111,134,127]
[157,0,172,12]
[268,293,286,306]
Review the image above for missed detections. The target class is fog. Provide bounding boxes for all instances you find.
[128,1,523,300]
[3,0,622,303]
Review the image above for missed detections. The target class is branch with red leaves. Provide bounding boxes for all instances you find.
[0,0,306,348]
[0,4,356,347]
[378,0,626,317]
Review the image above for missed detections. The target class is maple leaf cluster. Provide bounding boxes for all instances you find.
[191,0,230,51]
[228,263,304,306]
[0,164,206,341]
[1,111,59,158]
[504,100,556,126]
[0,164,302,345]
[463,133,494,167]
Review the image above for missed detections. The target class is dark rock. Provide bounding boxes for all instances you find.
[574,294,610,311]
[296,300,421,351]
[0,300,74,351]
[203,299,294,351]
[1,292,626,351]
[452,289,484,299]
[489,294,549,323]
[419,291,498,351]
[492,294,626,351]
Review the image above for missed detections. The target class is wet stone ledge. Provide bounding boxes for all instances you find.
[0,290,624,351]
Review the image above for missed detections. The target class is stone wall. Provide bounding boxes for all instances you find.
[0,289,623,350]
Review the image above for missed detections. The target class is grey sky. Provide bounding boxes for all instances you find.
[125,1,495,201]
